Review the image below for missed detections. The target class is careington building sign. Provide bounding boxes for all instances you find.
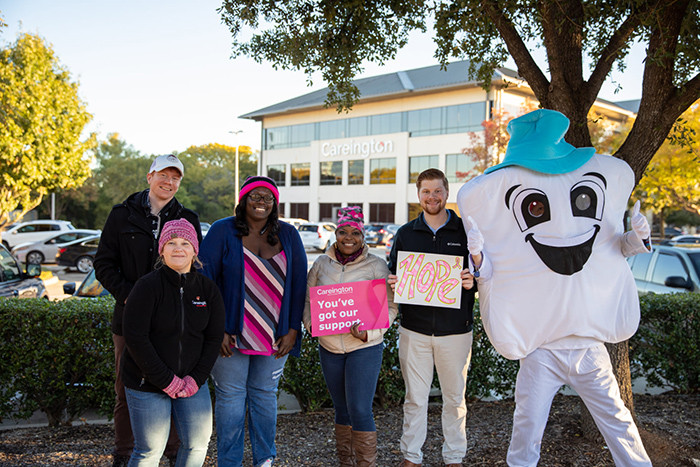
[321,139,395,158]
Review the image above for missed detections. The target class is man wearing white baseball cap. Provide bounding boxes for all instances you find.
[95,153,202,467]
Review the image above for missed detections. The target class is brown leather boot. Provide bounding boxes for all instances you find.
[335,424,355,466]
[352,430,377,467]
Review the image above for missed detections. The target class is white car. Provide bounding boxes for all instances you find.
[1,220,75,250]
[298,222,336,251]
[12,229,101,265]
[279,218,308,230]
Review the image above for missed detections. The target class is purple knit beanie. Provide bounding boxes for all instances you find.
[337,206,364,232]
[158,219,199,255]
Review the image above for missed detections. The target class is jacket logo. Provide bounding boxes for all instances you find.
[447,242,462,247]
[192,299,207,307]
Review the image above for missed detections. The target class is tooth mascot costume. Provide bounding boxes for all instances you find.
[457,109,652,466]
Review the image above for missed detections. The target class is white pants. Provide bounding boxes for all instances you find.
[398,327,473,465]
[507,345,651,467]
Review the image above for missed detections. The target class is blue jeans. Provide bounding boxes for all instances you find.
[125,384,212,467]
[210,351,288,467]
[319,343,383,431]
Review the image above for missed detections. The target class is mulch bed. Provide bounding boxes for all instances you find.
[0,393,698,466]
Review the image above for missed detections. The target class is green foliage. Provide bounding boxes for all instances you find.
[279,329,331,412]
[177,143,258,223]
[0,297,115,426]
[630,292,700,393]
[0,33,95,226]
[282,302,520,413]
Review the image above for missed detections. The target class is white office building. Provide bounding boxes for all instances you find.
[242,60,636,224]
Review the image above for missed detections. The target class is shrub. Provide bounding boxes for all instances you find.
[282,301,520,412]
[0,296,115,426]
[630,292,700,393]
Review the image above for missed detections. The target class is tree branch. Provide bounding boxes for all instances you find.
[480,0,550,101]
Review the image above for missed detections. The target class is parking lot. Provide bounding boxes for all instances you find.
[42,246,390,301]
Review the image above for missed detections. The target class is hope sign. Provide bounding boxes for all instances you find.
[394,251,463,309]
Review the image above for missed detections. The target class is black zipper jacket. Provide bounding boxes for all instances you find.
[388,210,475,336]
[94,190,202,335]
[121,265,225,393]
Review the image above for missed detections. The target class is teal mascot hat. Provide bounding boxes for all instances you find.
[484,109,595,175]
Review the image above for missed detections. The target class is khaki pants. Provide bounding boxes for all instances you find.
[398,327,473,465]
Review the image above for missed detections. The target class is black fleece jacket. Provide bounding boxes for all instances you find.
[121,265,224,393]
[94,190,201,335]
[388,210,475,336]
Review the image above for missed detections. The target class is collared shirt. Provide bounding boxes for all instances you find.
[427,210,451,234]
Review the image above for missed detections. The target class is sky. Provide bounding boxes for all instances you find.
[1,0,646,155]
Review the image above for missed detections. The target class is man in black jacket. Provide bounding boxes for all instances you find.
[388,168,476,467]
[94,154,202,467]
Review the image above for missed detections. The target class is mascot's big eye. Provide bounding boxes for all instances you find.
[512,189,551,232]
[570,180,605,220]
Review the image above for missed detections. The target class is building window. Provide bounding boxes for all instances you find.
[289,123,315,148]
[291,163,310,186]
[348,116,369,137]
[348,160,364,185]
[265,126,288,150]
[320,161,342,185]
[445,153,476,183]
[319,120,346,140]
[369,158,396,184]
[445,102,487,133]
[278,202,286,217]
[408,203,422,221]
[370,112,403,135]
[407,107,442,137]
[289,203,309,220]
[369,203,395,223]
[319,203,341,222]
[409,155,439,183]
[267,164,286,186]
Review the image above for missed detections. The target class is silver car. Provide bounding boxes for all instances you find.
[12,229,101,265]
[298,222,336,251]
[627,245,700,293]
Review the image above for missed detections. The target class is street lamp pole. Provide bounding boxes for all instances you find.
[229,130,243,206]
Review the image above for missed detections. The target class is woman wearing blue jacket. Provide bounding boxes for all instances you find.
[199,176,307,467]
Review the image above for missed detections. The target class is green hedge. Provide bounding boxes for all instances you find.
[0,292,696,425]
[0,296,115,426]
[630,292,700,393]
[280,301,520,411]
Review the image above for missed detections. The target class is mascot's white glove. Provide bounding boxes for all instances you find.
[466,216,484,257]
[631,200,650,241]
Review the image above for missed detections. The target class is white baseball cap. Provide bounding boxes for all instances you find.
[149,154,184,176]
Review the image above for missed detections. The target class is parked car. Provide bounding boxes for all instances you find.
[62,268,109,298]
[659,234,700,246]
[200,222,211,237]
[298,222,336,251]
[12,229,101,265]
[0,244,48,299]
[364,223,400,246]
[280,218,309,230]
[56,234,100,273]
[1,220,75,250]
[385,236,393,261]
[627,244,700,293]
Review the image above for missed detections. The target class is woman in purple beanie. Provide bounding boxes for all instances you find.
[121,219,225,466]
[198,176,307,467]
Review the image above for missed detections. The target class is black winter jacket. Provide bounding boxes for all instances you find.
[94,190,201,334]
[122,265,225,393]
[388,210,475,336]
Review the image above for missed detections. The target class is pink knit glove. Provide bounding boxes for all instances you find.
[163,375,185,399]
[176,376,199,398]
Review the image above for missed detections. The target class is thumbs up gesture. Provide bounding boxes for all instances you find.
[631,200,650,241]
[466,216,484,257]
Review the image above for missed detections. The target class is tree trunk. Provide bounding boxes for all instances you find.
[580,341,635,440]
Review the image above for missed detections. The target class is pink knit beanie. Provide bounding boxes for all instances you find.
[158,219,199,255]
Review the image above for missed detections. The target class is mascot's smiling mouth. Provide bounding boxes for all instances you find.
[525,225,600,275]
